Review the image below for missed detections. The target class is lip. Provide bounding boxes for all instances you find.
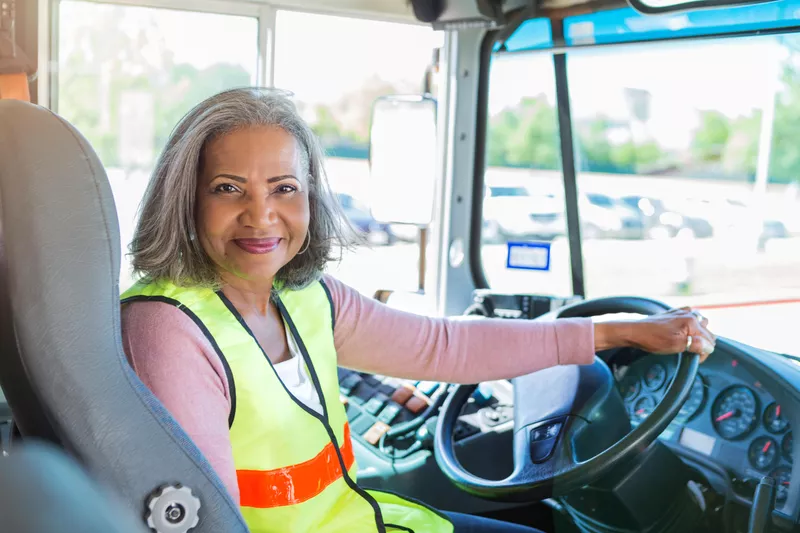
[234,238,282,254]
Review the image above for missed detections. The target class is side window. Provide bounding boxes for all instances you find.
[480,52,573,296]
[273,11,442,297]
[57,0,259,288]
[567,35,800,355]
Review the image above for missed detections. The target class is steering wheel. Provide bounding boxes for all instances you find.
[434,296,700,502]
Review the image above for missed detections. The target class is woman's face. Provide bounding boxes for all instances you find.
[196,126,310,286]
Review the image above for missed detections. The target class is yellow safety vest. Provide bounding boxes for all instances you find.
[122,278,454,533]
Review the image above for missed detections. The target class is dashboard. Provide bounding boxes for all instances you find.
[613,348,795,510]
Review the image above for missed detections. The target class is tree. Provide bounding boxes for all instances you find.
[58,6,252,170]
[692,110,730,163]
[767,61,800,183]
[486,96,560,170]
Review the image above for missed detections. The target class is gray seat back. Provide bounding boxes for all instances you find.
[0,440,148,533]
[0,99,248,533]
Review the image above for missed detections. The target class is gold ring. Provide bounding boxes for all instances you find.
[686,335,693,352]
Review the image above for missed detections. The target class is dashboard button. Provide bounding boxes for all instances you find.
[377,402,403,424]
[530,420,563,463]
[363,421,391,445]
[391,385,414,405]
[363,394,389,415]
[339,373,362,396]
[405,395,429,414]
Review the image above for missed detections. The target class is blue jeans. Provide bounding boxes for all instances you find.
[444,511,545,532]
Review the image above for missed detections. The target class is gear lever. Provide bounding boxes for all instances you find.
[748,476,776,533]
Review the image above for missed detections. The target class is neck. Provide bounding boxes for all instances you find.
[220,273,274,317]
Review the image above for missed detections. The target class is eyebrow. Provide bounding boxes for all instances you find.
[212,174,299,184]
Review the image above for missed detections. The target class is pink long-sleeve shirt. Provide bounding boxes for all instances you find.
[120,274,595,503]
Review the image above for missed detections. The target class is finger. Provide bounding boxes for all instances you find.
[687,328,716,359]
[690,309,709,328]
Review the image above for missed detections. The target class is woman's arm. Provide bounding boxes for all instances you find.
[121,301,240,504]
[323,276,596,383]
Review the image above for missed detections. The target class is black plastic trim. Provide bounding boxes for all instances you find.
[552,39,585,298]
[627,0,775,16]
[470,29,500,290]
[122,295,237,428]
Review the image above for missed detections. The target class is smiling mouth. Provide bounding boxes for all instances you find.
[234,238,282,254]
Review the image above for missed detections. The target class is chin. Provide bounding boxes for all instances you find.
[224,259,286,285]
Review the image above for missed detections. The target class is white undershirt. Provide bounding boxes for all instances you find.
[272,321,324,415]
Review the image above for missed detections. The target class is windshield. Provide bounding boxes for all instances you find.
[480,28,800,357]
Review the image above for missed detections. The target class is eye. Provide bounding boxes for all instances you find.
[214,183,239,194]
[276,184,298,194]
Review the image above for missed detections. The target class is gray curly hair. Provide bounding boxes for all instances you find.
[129,87,358,290]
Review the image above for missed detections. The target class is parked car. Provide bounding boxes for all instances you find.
[620,194,713,239]
[335,192,396,245]
[580,192,645,240]
[481,184,566,243]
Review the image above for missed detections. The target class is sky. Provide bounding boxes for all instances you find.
[58,0,789,152]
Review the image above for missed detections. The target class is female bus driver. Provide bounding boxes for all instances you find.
[120,88,715,533]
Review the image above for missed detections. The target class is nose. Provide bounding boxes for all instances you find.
[241,193,279,228]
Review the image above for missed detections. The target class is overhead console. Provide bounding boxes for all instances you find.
[408,0,535,29]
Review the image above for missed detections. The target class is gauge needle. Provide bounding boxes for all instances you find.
[716,411,735,422]
[636,409,645,415]
[777,405,782,418]
[763,441,772,453]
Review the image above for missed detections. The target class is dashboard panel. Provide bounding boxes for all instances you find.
[614,349,794,509]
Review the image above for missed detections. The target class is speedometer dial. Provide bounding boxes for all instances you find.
[633,396,656,423]
[764,402,789,434]
[749,437,779,471]
[619,373,640,401]
[643,363,667,391]
[712,386,759,440]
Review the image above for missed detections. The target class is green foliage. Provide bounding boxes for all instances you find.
[487,96,559,169]
[692,111,730,162]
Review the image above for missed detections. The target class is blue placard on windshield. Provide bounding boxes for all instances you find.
[506,241,551,271]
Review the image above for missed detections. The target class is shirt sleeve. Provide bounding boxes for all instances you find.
[121,301,240,504]
[322,275,595,383]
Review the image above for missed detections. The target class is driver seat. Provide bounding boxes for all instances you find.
[0,100,249,533]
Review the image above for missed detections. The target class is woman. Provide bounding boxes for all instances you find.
[120,88,715,533]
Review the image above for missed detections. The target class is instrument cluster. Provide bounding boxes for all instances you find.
[617,355,794,503]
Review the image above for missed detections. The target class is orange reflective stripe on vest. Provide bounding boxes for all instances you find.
[237,423,355,509]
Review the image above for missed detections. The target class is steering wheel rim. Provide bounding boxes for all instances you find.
[434,296,700,502]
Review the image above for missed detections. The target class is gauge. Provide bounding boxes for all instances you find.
[783,432,794,463]
[619,373,640,401]
[764,402,789,434]
[675,375,706,424]
[633,396,656,423]
[749,437,780,471]
[712,386,759,440]
[771,467,792,503]
[643,363,668,391]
